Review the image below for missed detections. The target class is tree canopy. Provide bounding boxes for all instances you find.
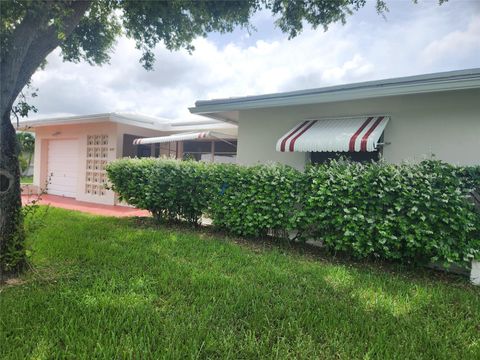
[1,1,390,77]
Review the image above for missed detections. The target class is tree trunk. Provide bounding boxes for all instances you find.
[0,108,25,279]
[0,1,91,279]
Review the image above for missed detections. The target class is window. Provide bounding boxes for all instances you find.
[182,140,237,163]
[183,140,213,162]
[154,142,178,158]
[123,134,152,158]
[137,144,152,158]
[310,151,380,164]
[309,133,385,164]
[213,140,237,164]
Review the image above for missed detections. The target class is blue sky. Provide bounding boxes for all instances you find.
[29,0,480,120]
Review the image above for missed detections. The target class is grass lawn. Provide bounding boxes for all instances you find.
[20,176,33,184]
[1,208,479,359]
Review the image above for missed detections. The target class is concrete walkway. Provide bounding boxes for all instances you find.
[21,194,150,217]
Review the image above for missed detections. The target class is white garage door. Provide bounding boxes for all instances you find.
[47,139,79,197]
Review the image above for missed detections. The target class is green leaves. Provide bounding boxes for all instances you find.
[60,1,121,66]
[107,158,215,225]
[208,163,302,237]
[300,159,480,265]
[107,158,480,266]
[0,0,419,74]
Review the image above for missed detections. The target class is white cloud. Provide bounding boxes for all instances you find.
[421,15,480,64]
[28,0,480,121]
[321,55,374,84]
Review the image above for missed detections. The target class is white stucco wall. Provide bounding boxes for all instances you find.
[236,89,480,169]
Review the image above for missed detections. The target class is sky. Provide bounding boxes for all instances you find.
[28,0,480,121]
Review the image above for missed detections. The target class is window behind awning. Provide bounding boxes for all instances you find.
[276,116,390,153]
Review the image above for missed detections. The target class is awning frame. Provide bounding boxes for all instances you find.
[276,114,390,153]
[133,131,236,147]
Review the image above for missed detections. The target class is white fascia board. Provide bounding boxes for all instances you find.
[171,123,237,132]
[16,112,222,132]
[15,112,172,131]
[190,70,480,115]
[14,113,112,129]
[109,114,170,131]
[170,119,225,126]
[111,113,162,125]
[186,110,239,124]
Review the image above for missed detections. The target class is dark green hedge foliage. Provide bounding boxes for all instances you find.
[107,158,213,224]
[107,158,480,265]
[208,163,303,237]
[457,165,480,193]
[298,160,480,265]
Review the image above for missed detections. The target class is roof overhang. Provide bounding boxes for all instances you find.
[14,112,168,131]
[190,68,480,122]
[14,112,236,133]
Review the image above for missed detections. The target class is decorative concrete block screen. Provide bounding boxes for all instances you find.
[85,135,109,196]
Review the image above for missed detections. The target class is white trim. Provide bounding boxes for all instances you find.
[14,112,234,133]
[170,119,226,126]
[190,69,480,116]
[167,123,237,132]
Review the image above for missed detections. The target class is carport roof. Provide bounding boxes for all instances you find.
[14,112,234,132]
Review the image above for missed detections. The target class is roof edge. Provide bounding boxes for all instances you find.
[190,68,480,115]
[14,111,237,132]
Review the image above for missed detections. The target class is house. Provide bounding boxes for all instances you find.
[17,112,237,205]
[190,69,480,169]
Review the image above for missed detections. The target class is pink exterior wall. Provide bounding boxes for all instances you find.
[33,120,118,205]
[31,120,234,206]
[32,120,171,205]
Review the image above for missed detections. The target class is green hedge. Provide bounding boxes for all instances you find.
[107,158,213,224]
[298,160,479,264]
[457,164,480,193]
[208,163,302,237]
[106,158,480,265]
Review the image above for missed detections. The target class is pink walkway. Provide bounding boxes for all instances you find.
[21,194,150,217]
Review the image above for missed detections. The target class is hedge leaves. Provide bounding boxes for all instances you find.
[107,158,480,266]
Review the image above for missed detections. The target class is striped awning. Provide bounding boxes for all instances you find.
[133,131,230,145]
[276,116,389,153]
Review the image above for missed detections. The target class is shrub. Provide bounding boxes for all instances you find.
[107,158,479,266]
[106,157,156,210]
[208,163,303,237]
[298,160,480,265]
[457,165,480,193]
[107,158,215,225]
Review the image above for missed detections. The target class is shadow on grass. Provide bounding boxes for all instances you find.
[125,216,474,289]
[2,208,478,358]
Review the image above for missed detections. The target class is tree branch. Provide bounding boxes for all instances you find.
[1,0,92,118]
[0,3,52,112]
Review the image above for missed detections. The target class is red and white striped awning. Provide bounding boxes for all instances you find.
[276,116,389,152]
[133,131,230,145]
